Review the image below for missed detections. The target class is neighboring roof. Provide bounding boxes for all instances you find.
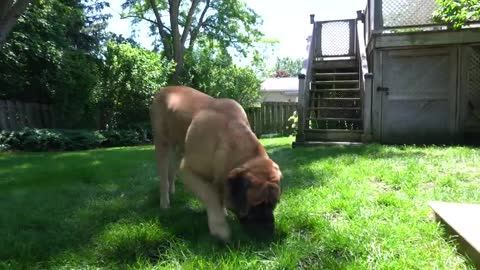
[261,77,299,92]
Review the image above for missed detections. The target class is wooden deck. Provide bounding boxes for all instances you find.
[429,201,480,269]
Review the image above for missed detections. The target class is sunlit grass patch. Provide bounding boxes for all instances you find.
[0,137,478,269]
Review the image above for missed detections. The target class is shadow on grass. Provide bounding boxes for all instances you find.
[0,146,155,189]
[0,147,158,265]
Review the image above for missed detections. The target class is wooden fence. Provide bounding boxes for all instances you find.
[1,100,297,136]
[246,102,297,137]
[0,100,55,130]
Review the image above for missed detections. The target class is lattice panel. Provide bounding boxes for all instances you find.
[382,0,438,27]
[321,21,351,56]
[467,46,480,119]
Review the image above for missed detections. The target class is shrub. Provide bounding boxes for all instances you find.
[100,130,143,147]
[287,110,298,136]
[0,128,151,152]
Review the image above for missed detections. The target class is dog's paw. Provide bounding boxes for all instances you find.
[210,223,231,243]
[212,230,231,243]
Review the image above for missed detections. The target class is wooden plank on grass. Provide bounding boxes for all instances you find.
[429,201,480,269]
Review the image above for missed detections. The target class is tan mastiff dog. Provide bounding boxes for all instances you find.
[150,86,282,241]
[150,86,214,209]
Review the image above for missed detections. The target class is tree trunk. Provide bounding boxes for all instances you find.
[168,0,184,84]
[0,0,32,44]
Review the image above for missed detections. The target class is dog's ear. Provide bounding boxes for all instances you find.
[227,168,250,216]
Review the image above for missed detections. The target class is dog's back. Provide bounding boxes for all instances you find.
[150,85,214,146]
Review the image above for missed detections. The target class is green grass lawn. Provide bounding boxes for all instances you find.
[1,137,479,269]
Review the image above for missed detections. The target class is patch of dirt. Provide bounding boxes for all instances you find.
[370,177,394,192]
[420,182,436,191]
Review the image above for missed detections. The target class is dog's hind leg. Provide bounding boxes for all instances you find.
[168,147,181,195]
[154,138,171,209]
[150,100,172,209]
[179,164,231,242]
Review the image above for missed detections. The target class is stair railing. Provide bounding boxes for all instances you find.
[296,15,317,142]
[356,10,374,141]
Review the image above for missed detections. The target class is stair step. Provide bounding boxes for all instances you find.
[310,97,360,101]
[315,72,359,76]
[304,129,363,142]
[314,80,359,84]
[308,117,362,121]
[293,141,364,147]
[313,59,357,69]
[310,88,360,92]
[307,129,364,133]
[308,107,361,110]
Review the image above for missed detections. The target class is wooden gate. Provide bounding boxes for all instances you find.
[377,48,458,144]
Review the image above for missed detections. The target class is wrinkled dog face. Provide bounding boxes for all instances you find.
[226,158,281,236]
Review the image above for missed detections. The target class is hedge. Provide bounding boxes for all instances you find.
[0,127,152,152]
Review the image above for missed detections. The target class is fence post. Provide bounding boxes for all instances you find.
[373,0,383,33]
[362,73,374,142]
[349,19,356,56]
[297,74,306,142]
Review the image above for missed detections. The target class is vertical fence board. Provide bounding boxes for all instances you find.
[25,103,35,128]
[40,104,49,128]
[270,104,274,133]
[6,100,18,130]
[16,101,26,128]
[0,100,8,130]
[275,103,280,134]
[48,106,55,128]
[34,103,43,127]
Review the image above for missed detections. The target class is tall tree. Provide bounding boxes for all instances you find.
[0,0,32,44]
[121,0,263,83]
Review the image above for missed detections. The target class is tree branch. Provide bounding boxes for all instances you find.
[0,0,32,44]
[188,0,210,49]
[181,0,200,45]
[122,14,173,34]
[149,0,170,44]
[121,14,157,26]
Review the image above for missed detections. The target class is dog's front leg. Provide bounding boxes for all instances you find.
[180,166,231,242]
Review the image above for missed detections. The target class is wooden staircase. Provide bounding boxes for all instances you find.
[294,17,366,146]
[305,63,363,142]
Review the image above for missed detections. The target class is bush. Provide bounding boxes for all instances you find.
[287,110,298,136]
[0,128,151,152]
[93,42,174,129]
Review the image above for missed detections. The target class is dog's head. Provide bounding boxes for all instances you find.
[226,157,282,236]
